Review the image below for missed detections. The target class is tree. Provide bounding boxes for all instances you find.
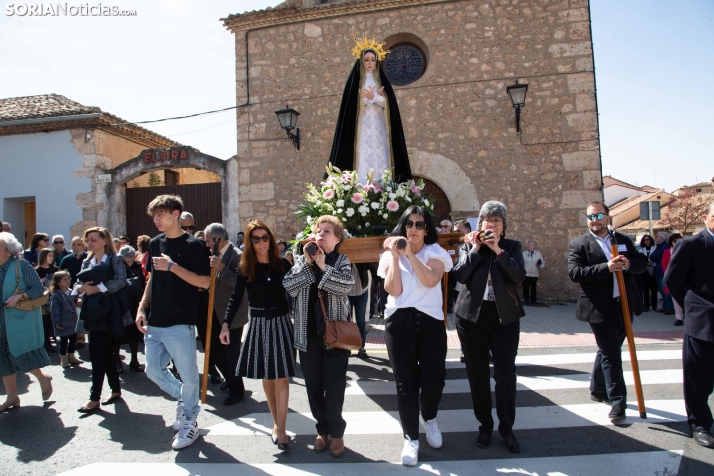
[147,172,164,187]
[662,188,709,235]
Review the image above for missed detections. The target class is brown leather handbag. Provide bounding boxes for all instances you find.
[13,262,50,312]
[318,292,362,351]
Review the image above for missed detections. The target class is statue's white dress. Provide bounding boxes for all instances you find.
[356,71,390,183]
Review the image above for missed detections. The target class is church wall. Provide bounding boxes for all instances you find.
[232,0,601,301]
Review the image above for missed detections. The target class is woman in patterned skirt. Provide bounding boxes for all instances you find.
[0,232,53,412]
[220,220,294,451]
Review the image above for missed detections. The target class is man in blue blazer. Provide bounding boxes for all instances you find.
[568,201,646,421]
[664,201,714,448]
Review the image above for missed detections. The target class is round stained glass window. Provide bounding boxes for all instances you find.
[383,44,426,86]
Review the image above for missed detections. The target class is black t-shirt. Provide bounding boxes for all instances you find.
[60,252,87,286]
[224,259,292,325]
[146,232,211,328]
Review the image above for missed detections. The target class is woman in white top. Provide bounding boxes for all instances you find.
[378,205,453,467]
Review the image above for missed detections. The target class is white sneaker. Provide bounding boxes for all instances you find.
[172,403,185,431]
[401,436,419,466]
[420,417,443,448]
[172,420,199,450]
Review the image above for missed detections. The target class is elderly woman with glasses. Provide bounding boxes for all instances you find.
[452,201,526,454]
[377,205,453,466]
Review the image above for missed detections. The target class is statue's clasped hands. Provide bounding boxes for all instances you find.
[359,85,384,100]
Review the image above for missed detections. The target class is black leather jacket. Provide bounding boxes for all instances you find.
[452,238,526,325]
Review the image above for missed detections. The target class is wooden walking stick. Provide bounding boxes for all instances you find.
[200,237,221,404]
[609,230,647,418]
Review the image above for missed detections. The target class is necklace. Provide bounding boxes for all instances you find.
[258,262,271,281]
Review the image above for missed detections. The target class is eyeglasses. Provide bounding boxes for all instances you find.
[181,225,196,231]
[482,218,503,225]
[85,237,103,243]
[586,213,606,221]
[405,220,426,230]
[250,234,270,244]
[53,241,64,245]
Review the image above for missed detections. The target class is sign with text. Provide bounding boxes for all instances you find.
[143,148,189,164]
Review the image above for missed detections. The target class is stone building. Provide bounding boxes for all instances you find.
[0,94,225,246]
[221,0,603,300]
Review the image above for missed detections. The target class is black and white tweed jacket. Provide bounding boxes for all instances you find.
[283,253,354,352]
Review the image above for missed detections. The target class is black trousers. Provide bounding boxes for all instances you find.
[368,264,386,316]
[42,313,53,346]
[522,277,538,303]
[641,274,658,310]
[457,302,520,436]
[589,299,627,409]
[385,307,447,440]
[59,334,77,355]
[224,325,246,399]
[299,333,350,438]
[683,334,714,432]
[89,330,120,401]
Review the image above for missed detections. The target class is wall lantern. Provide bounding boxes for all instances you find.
[274,105,300,150]
[506,81,528,132]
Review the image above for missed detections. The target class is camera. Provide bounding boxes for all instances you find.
[537,259,543,267]
[477,230,494,241]
[304,242,318,256]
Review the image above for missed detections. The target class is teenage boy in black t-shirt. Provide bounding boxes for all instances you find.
[136,194,210,450]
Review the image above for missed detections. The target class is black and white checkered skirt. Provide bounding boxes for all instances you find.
[236,311,296,380]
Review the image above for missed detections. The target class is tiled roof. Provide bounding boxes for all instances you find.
[0,94,100,122]
[0,94,181,148]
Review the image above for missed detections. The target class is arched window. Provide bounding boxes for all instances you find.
[383,43,427,86]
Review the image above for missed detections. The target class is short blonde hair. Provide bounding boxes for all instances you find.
[313,215,346,252]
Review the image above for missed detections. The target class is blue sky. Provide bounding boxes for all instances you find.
[1,0,711,193]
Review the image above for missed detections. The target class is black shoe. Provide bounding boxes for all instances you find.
[223,395,244,406]
[220,381,230,391]
[503,433,520,453]
[590,392,610,405]
[693,430,714,448]
[116,365,124,375]
[358,348,368,359]
[277,440,289,451]
[674,319,684,326]
[129,362,144,372]
[210,374,224,385]
[45,345,57,353]
[477,430,491,448]
[608,406,626,421]
[77,402,100,413]
[101,392,122,405]
[460,352,465,363]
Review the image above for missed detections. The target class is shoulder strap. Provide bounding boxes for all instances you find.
[15,261,20,288]
[318,292,329,323]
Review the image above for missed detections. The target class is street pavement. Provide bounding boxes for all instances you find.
[0,304,712,475]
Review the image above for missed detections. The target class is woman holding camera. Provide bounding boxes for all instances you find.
[452,201,526,454]
[283,215,354,458]
[377,205,453,467]
[220,221,294,451]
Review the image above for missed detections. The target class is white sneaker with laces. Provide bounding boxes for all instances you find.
[172,403,185,431]
[172,420,199,450]
[420,417,443,448]
[401,436,419,466]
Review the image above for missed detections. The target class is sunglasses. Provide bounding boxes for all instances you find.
[53,241,64,245]
[181,225,196,231]
[586,213,606,221]
[405,220,426,230]
[250,234,270,244]
[85,237,103,243]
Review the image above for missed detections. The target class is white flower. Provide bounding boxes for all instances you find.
[337,208,343,214]
[405,196,412,202]
[383,213,388,219]
[346,208,355,217]
[370,202,380,210]
[396,188,406,197]
[342,217,347,221]
[365,222,370,227]
[336,199,345,207]
[423,199,429,207]
[315,200,322,206]
[358,205,369,216]
[307,216,314,224]
[357,225,362,230]
[389,193,397,200]
[344,185,352,191]
[386,186,393,192]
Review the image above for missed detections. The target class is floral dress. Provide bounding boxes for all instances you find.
[0,258,50,377]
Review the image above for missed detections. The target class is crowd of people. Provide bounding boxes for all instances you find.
[0,196,712,462]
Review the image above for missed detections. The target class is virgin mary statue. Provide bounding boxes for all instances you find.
[326,36,412,183]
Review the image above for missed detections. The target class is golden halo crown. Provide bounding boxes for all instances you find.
[349,35,390,61]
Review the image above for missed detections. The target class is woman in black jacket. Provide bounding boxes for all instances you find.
[114,246,145,373]
[72,227,127,413]
[452,201,526,454]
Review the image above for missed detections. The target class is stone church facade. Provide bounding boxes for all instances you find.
[222,0,602,301]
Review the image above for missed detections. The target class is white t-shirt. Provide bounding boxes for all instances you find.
[377,243,454,320]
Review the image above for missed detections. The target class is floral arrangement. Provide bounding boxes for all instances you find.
[297,165,435,238]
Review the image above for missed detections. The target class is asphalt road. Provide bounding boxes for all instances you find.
[0,340,712,475]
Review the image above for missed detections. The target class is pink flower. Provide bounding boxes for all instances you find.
[386,200,399,212]
[351,192,364,204]
[410,181,421,197]
[323,189,335,200]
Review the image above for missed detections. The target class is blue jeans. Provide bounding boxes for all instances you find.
[656,276,674,310]
[145,325,200,421]
[349,290,368,348]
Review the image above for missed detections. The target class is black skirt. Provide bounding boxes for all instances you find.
[237,311,295,380]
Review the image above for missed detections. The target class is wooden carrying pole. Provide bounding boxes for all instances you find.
[610,231,647,418]
[200,237,221,404]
